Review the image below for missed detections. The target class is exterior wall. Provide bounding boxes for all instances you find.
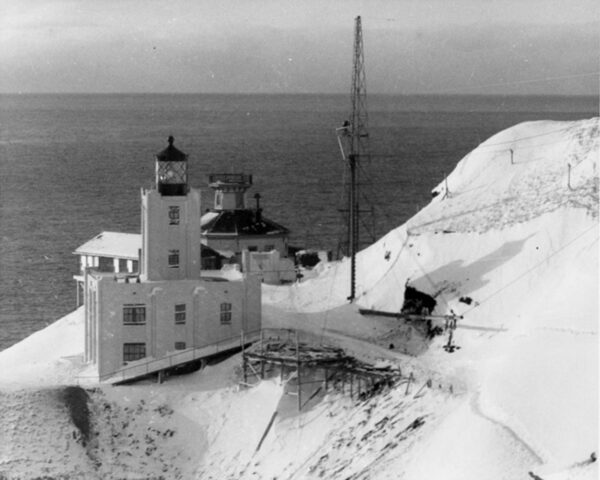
[85,274,261,379]
[216,189,246,210]
[242,250,296,284]
[202,234,288,259]
[141,188,201,281]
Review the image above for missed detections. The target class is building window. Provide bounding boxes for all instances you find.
[220,302,232,325]
[98,256,114,272]
[123,343,146,363]
[168,249,180,268]
[123,304,146,325]
[174,342,186,350]
[175,304,186,324]
[119,258,128,273]
[248,246,258,252]
[168,206,180,225]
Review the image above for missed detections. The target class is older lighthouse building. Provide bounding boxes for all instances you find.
[83,137,261,381]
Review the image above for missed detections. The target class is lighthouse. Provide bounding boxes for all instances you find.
[82,137,261,382]
[141,137,201,282]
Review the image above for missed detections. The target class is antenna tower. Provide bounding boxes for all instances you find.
[338,15,369,302]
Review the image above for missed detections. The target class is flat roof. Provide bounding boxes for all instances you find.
[73,231,141,259]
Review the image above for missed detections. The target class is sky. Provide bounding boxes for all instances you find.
[0,0,599,95]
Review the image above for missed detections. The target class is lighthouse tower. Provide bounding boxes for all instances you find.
[140,136,201,281]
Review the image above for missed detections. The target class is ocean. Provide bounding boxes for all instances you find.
[0,93,597,351]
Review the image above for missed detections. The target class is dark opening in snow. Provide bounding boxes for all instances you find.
[401,285,436,316]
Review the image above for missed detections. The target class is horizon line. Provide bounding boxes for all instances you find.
[1,91,598,98]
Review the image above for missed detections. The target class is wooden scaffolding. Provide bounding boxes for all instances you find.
[241,328,407,411]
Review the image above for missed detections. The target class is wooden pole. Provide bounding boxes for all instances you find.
[241,331,247,385]
[405,372,413,395]
[296,330,301,411]
[260,329,265,380]
[510,148,514,165]
[568,163,572,190]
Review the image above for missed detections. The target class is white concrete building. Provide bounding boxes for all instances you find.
[73,231,141,306]
[201,173,295,282]
[83,137,261,381]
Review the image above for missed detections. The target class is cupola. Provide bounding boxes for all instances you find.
[208,173,253,210]
[155,136,188,196]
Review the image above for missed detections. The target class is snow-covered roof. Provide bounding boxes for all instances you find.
[73,231,141,259]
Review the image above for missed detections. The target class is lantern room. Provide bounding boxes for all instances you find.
[155,136,188,196]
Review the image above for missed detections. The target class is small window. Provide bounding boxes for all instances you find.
[168,206,180,225]
[248,246,258,252]
[123,304,146,325]
[168,249,180,268]
[220,302,232,325]
[118,258,128,273]
[123,343,146,363]
[174,342,186,350]
[131,260,139,272]
[98,256,114,272]
[174,304,186,324]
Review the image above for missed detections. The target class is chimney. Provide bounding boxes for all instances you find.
[254,193,262,222]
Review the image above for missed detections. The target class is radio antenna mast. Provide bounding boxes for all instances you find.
[337,15,369,302]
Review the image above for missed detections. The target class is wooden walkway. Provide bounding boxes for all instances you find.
[88,331,261,385]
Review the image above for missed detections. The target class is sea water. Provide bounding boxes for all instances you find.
[0,93,596,350]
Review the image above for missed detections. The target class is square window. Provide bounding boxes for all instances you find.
[123,343,146,363]
[174,341,186,350]
[175,304,186,324]
[220,302,232,325]
[98,256,114,272]
[248,246,258,252]
[168,250,180,268]
[123,304,146,325]
[168,206,180,225]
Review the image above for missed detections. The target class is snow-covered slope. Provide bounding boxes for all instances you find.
[0,118,597,480]
[263,117,599,478]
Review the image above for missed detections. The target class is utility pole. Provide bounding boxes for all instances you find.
[335,16,369,302]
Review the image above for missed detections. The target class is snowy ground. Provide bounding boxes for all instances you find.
[0,118,598,479]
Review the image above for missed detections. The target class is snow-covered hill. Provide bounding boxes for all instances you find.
[0,118,598,479]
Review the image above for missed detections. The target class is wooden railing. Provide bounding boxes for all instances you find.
[208,173,252,185]
[76,329,261,384]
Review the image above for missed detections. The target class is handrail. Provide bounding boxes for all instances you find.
[208,173,252,185]
[85,328,262,383]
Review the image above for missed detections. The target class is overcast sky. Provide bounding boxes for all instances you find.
[1,0,598,95]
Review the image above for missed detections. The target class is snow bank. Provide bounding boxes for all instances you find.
[0,307,85,388]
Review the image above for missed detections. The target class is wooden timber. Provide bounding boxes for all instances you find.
[241,328,404,410]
